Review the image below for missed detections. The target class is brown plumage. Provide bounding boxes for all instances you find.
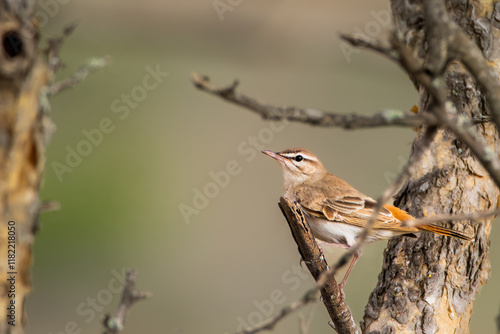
[263,147,473,288]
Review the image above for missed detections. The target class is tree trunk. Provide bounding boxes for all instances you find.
[362,1,500,332]
[0,2,54,333]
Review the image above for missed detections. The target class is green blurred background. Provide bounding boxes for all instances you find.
[28,0,500,333]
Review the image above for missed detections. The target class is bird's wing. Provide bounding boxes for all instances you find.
[294,173,418,232]
[302,195,419,233]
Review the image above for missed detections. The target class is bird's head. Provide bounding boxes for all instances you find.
[262,147,327,186]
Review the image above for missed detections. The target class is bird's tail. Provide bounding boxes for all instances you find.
[418,224,473,241]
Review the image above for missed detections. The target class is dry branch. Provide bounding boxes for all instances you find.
[47,56,111,96]
[103,270,151,334]
[403,207,500,228]
[234,288,318,334]
[191,72,436,129]
[339,35,399,63]
[47,21,79,72]
[278,197,359,334]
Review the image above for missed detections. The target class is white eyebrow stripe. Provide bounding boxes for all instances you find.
[281,153,318,161]
[303,154,318,161]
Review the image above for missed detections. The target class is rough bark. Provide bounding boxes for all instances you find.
[362,1,500,333]
[0,2,55,333]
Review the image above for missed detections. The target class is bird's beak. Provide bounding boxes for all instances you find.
[261,150,286,163]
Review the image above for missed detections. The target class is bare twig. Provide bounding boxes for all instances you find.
[46,21,79,72]
[339,34,399,63]
[403,207,500,228]
[47,56,111,96]
[103,270,151,334]
[191,72,437,129]
[234,288,318,334]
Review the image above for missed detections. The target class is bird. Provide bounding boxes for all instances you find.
[262,147,473,288]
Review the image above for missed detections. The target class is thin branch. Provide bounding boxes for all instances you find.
[191,72,436,129]
[44,22,111,97]
[46,21,79,72]
[103,270,151,334]
[234,288,319,334]
[339,34,400,62]
[47,56,111,96]
[403,206,500,228]
[278,197,359,334]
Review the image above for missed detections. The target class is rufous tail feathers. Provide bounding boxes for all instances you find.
[418,224,473,241]
[384,205,473,241]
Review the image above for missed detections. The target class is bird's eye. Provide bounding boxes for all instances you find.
[295,155,303,162]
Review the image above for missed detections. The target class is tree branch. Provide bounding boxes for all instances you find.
[103,270,151,334]
[46,21,79,73]
[234,288,319,334]
[339,34,399,63]
[402,207,500,228]
[46,56,111,96]
[278,197,359,334]
[191,72,436,129]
